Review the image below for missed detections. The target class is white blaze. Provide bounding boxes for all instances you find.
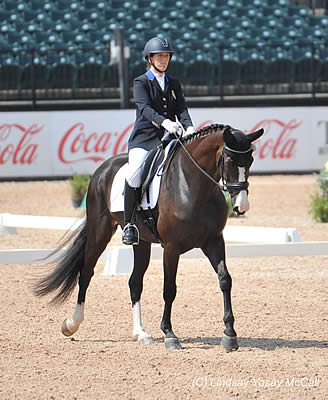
[234,167,250,213]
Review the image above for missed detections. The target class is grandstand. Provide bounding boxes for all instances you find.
[0,0,327,109]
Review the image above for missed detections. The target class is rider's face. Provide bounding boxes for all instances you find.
[151,52,170,74]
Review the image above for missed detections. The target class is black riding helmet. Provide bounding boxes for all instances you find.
[143,37,174,61]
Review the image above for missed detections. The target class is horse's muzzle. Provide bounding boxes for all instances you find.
[232,190,250,215]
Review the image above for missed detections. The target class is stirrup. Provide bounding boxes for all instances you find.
[122,223,139,245]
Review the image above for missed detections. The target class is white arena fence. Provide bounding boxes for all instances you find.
[0,213,299,242]
[0,213,327,275]
[0,213,84,234]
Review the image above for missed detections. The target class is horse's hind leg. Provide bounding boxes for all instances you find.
[201,235,238,352]
[62,209,117,337]
[129,240,153,344]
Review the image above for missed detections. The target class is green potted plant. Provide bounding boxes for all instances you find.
[69,173,90,208]
[310,163,328,223]
[223,190,241,218]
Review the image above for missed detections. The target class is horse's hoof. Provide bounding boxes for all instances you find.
[221,333,239,352]
[165,337,182,350]
[61,319,74,337]
[138,335,154,345]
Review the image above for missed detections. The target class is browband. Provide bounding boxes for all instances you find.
[223,145,253,154]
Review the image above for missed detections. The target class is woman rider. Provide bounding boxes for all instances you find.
[123,36,195,245]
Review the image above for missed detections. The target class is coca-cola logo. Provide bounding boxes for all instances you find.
[0,123,41,165]
[58,120,212,164]
[0,118,302,168]
[58,122,133,164]
[200,119,301,160]
[249,119,301,159]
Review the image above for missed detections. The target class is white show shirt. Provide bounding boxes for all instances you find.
[153,71,165,91]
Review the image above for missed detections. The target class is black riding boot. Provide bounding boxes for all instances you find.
[122,181,140,245]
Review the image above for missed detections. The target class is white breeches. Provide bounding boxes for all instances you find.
[126,148,150,188]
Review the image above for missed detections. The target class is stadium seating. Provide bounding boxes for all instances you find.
[77,61,104,89]
[21,62,49,90]
[220,57,241,86]
[0,0,327,99]
[0,61,22,90]
[103,63,119,88]
[266,57,294,86]
[48,62,76,90]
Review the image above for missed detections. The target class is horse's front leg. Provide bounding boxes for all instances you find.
[129,240,153,345]
[202,235,238,352]
[160,245,182,350]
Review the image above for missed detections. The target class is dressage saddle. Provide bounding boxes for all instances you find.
[137,134,178,243]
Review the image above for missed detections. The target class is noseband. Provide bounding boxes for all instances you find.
[219,145,253,196]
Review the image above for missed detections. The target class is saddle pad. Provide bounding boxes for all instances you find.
[110,140,177,212]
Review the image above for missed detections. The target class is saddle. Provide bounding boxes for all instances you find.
[139,136,178,203]
[137,137,179,243]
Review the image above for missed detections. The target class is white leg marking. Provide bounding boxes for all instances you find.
[234,167,250,213]
[67,303,85,333]
[132,301,152,343]
[132,301,144,336]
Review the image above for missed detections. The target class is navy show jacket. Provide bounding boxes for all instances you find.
[128,69,193,151]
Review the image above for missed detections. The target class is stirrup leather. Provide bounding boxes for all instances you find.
[122,223,139,245]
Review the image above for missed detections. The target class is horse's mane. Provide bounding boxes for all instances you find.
[181,123,225,144]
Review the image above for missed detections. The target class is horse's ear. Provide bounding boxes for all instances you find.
[223,126,239,148]
[247,128,264,143]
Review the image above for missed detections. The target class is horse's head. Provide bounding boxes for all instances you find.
[220,125,264,215]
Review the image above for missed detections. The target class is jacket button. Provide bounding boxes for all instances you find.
[163,111,168,116]
[163,104,167,108]
[163,97,166,101]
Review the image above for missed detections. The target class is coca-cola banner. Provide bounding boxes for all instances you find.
[1,107,328,178]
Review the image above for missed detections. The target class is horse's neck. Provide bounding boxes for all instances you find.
[187,131,223,173]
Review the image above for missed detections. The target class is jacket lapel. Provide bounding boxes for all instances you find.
[163,75,170,94]
[146,69,169,93]
[152,77,163,92]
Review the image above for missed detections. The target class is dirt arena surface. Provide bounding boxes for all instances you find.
[1,175,328,399]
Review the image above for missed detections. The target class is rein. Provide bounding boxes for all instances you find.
[173,130,222,189]
[172,128,252,195]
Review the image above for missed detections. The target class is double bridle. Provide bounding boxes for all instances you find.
[170,128,253,197]
[219,144,253,196]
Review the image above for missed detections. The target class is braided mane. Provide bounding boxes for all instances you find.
[181,123,225,144]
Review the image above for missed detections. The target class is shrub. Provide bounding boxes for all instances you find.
[310,169,328,223]
[223,190,235,218]
[69,173,90,200]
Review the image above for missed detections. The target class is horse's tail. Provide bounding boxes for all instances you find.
[33,220,88,305]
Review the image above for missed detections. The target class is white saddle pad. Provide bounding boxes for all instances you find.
[110,140,177,212]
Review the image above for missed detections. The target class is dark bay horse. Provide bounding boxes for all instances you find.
[34,124,264,351]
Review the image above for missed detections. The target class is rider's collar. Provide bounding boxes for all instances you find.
[146,69,168,81]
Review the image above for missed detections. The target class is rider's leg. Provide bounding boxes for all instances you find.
[122,181,140,245]
[123,148,149,245]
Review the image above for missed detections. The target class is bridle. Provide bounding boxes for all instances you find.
[219,144,253,197]
[169,127,254,197]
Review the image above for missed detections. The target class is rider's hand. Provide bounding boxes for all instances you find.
[161,119,179,134]
[184,126,196,136]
